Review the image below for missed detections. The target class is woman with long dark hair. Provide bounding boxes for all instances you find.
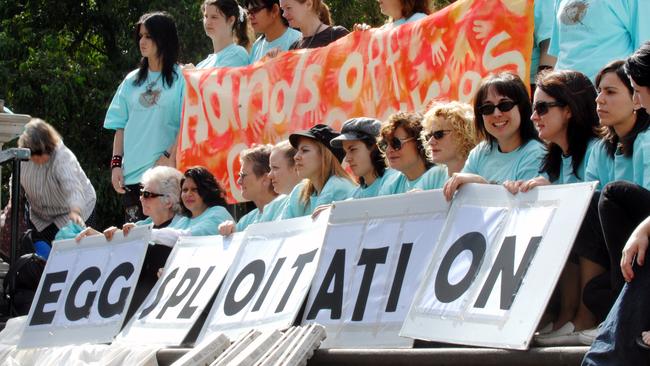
[104,11,184,222]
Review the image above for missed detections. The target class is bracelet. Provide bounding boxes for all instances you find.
[111,155,122,169]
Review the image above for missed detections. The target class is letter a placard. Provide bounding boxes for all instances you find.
[197,213,329,341]
[302,190,448,348]
[401,183,597,349]
[19,225,151,348]
[117,233,243,346]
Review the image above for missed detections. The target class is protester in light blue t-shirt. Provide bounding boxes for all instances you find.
[262,141,303,220]
[549,0,650,81]
[422,101,479,185]
[375,111,448,196]
[281,124,357,219]
[196,0,251,69]
[585,60,650,190]
[104,11,185,223]
[444,73,544,201]
[245,0,302,63]
[505,70,601,194]
[530,0,556,86]
[330,117,395,199]
[219,144,278,235]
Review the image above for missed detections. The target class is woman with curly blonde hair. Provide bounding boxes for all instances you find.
[421,101,478,177]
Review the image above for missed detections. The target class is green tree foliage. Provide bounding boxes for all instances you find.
[0,0,456,229]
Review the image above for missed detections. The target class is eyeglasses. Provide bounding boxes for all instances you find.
[478,100,518,116]
[377,136,415,152]
[533,101,566,116]
[247,5,266,15]
[238,172,249,180]
[424,129,452,141]
[140,190,165,199]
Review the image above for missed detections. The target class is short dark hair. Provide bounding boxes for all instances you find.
[180,166,228,216]
[625,41,650,87]
[242,0,289,27]
[473,72,539,149]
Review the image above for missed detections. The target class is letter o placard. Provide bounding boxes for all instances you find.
[434,232,486,303]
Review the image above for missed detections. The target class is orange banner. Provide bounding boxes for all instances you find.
[178,0,534,202]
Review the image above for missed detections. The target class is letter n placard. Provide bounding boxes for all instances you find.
[401,183,596,349]
[19,226,150,348]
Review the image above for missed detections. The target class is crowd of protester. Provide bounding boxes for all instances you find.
[3,0,650,364]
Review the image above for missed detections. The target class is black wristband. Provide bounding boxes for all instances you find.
[163,150,171,158]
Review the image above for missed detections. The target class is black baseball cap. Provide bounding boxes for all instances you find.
[288,124,345,162]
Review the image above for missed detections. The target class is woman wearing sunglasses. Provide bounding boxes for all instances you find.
[196,0,251,69]
[281,124,356,219]
[219,144,279,235]
[330,117,397,198]
[421,101,478,178]
[245,0,301,62]
[377,111,447,195]
[442,72,545,201]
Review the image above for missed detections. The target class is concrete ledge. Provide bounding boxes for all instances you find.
[157,346,589,366]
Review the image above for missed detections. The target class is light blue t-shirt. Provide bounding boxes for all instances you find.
[549,0,650,81]
[197,43,250,69]
[378,165,448,195]
[104,65,185,185]
[530,0,554,82]
[462,140,545,183]
[258,194,290,222]
[235,208,260,232]
[175,205,234,236]
[352,168,400,199]
[390,12,428,28]
[282,176,356,219]
[542,139,597,184]
[250,28,302,63]
[585,131,650,190]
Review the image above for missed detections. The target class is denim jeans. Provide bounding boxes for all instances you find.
[582,260,650,366]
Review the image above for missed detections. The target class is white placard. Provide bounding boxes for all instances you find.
[197,212,329,341]
[19,225,151,348]
[117,233,243,346]
[302,191,448,348]
[400,182,596,349]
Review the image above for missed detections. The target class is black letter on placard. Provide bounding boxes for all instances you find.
[474,235,542,310]
[30,271,68,326]
[223,260,265,316]
[352,247,389,321]
[64,267,101,321]
[157,267,200,319]
[386,242,413,312]
[305,249,345,320]
[178,266,215,319]
[252,257,286,312]
[434,232,486,303]
[276,249,317,313]
[139,267,179,319]
[98,262,134,318]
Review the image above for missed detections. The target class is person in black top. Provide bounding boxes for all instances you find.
[280,0,349,49]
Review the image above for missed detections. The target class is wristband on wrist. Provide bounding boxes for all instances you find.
[163,150,171,158]
[111,155,123,169]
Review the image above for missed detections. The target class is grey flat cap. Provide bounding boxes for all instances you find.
[330,117,382,148]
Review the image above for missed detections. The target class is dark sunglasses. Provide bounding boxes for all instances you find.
[478,100,517,116]
[247,5,267,14]
[140,190,165,199]
[533,101,566,116]
[424,129,452,141]
[377,136,415,152]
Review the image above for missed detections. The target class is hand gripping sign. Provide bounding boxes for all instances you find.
[400,182,597,349]
[197,212,330,341]
[19,225,151,348]
[302,190,449,348]
[117,233,243,346]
